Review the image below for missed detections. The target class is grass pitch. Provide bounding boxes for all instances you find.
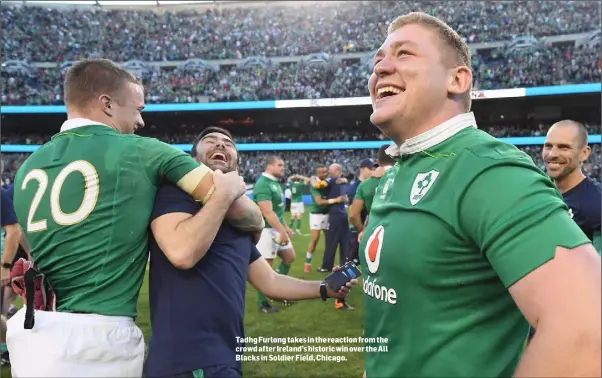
[2,212,364,378]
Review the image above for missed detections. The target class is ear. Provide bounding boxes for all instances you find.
[99,94,113,117]
[580,145,591,163]
[447,65,472,96]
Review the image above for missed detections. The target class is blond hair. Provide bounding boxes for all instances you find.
[388,12,473,111]
[64,59,140,111]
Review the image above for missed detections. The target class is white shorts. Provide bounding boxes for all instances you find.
[309,213,330,231]
[291,202,305,216]
[7,307,145,377]
[256,228,293,259]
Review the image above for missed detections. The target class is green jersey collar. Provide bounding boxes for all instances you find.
[60,118,111,132]
[262,172,278,181]
[386,112,477,157]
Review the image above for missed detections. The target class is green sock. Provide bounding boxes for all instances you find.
[1,343,7,353]
[288,218,294,228]
[258,291,267,307]
[305,252,312,264]
[276,262,291,276]
[295,219,301,230]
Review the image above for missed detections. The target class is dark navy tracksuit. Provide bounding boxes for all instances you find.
[321,178,350,270]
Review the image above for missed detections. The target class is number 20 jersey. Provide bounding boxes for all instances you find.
[13,123,203,318]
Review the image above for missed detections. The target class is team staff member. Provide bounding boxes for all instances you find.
[303,166,342,273]
[360,12,601,378]
[8,59,264,377]
[543,120,601,253]
[253,157,296,313]
[146,127,357,378]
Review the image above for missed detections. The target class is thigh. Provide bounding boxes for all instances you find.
[256,229,277,259]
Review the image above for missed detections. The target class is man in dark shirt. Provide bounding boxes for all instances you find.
[145,127,357,378]
[543,120,601,253]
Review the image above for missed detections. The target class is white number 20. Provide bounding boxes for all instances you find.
[21,160,100,233]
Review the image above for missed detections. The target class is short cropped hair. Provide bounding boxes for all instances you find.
[553,120,589,148]
[388,12,473,111]
[64,59,139,111]
[266,156,283,166]
[191,126,234,158]
[377,144,396,166]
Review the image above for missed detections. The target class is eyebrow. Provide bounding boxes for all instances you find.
[374,40,419,59]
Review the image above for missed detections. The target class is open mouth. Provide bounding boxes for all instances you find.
[210,152,228,163]
[545,161,565,169]
[375,85,404,101]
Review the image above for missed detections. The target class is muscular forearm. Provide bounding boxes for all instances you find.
[263,210,286,234]
[169,193,232,269]
[513,325,601,377]
[226,195,265,232]
[350,213,362,233]
[1,226,22,265]
[260,274,322,301]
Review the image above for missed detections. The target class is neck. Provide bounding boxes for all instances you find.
[555,169,586,194]
[389,107,463,146]
[68,110,119,132]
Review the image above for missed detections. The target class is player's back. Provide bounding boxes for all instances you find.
[14,125,164,317]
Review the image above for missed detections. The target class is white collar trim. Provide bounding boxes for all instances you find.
[386,112,477,157]
[60,118,111,132]
[262,172,278,181]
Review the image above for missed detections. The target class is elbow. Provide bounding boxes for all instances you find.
[349,213,359,224]
[164,245,208,270]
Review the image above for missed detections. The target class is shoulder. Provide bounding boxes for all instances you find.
[152,183,199,219]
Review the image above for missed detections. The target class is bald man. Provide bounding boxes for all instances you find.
[543,120,601,253]
[320,164,354,311]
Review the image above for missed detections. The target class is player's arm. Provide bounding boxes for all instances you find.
[140,138,264,232]
[150,184,235,269]
[1,192,22,284]
[312,194,342,206]
[248,253,356,300]
[460,163,601,377]
[257,200,287,236]
[349,183,365,232]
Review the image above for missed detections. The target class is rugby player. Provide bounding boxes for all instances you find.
[145,127,358,378]
[360,12,601,377]
[7,59,264,377]
[303,166,344,273]
[287,174,309,235]
[349,147,394,249]
[253,156,296,313]
[543,120,601,253]
[346,158,377,264]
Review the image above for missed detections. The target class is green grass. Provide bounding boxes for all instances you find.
[2,212,364,378]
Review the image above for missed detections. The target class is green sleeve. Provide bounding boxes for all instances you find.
[253,180,272,203]
[355,181,366,202]
[309,186,320,198]
[136,137,202,184]
[460,163,591,288]
[593,231,601,255]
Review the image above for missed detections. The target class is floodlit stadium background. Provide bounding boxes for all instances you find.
[1,1,601,377]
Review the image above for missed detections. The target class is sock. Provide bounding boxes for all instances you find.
[295,219,301,230]
[305,252,312,264]
[276,262,291,276]
[288,218,294,228]
[257,291,267,307]
[1,343,7,353]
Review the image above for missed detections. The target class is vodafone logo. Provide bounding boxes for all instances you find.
[365,225,384,274]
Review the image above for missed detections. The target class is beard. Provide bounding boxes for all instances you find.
[205,160,236,173]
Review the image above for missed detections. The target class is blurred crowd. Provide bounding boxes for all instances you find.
[2,1,599,62]
[2,124,600,184]
[2,41,600,105]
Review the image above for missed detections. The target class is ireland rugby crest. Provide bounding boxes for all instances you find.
[410,170,440,205]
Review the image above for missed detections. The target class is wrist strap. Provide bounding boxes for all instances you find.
[320,282,328,301]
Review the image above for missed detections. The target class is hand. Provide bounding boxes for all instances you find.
[285,227,293,237]
[336,178,348,184]
[325,265,358,298]
[213,170,245,202]
[342,195,349,204]
[274,229,290,246]
[1,266,10,287]
[357,231,364,243]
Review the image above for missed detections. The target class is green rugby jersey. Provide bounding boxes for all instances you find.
[290,181,305,203]
[359,113,590,378]
[309,185,329,214]
[253,173,285,227]
[354,176,380,213]
[13,120,209,318]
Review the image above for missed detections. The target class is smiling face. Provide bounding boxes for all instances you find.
[542,123,590,181]
[195,132,238,173]
[368,15,472,143]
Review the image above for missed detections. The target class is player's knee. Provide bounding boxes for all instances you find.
[282,249,295,264]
